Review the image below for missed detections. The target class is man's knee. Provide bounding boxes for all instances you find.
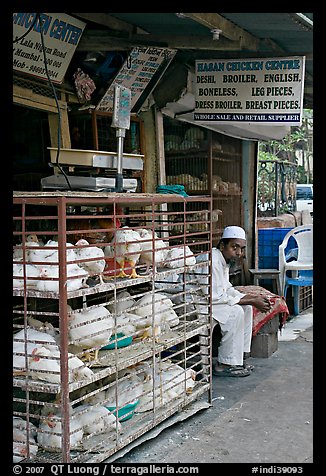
[232,304,245,318]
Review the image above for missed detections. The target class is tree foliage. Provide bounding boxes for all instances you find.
[258,109,313,168]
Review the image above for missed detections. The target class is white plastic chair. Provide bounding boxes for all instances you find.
[278,224,313,312]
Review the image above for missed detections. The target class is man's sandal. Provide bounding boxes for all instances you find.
[243,362,255,371]
[212,365,251,377]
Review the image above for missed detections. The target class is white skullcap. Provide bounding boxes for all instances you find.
[222,226,246,240]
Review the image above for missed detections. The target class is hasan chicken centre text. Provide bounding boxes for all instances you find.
[194,57,305,125]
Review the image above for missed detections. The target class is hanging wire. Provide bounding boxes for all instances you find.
[35,13,72,190]
[14,13,72,190]
[13,14,38,44]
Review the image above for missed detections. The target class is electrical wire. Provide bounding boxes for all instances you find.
[13,14,38,43]
[35,13,72,190]
[13,13,72,190]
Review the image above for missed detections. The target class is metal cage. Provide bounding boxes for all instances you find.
[13,191,212,463]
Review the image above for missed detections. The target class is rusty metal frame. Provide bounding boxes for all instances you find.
[13,191,212,463]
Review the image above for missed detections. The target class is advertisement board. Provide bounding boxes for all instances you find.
[96,46,176,112]
[194,57,305,125]
[13,12,86,84]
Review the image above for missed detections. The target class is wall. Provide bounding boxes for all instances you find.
[257,211,309,229]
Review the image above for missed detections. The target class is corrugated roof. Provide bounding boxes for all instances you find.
[104,12,313,108]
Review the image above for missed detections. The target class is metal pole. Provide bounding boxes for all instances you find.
[116,128,125,192]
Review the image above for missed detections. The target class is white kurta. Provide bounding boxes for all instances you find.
[212,248,253,366]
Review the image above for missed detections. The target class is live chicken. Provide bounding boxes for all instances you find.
[74,238,106,285]
[68,304,114,362]
[105,226,142,279]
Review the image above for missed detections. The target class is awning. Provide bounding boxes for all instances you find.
[161,91,291,142]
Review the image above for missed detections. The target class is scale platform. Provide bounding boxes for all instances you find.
[41,174,138,192]
[48,148,144,170]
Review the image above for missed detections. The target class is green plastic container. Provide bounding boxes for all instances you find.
[106,399,139,422]
[102,333,132,350]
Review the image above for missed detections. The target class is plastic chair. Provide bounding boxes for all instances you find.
[284,269,313,315]
[278,224,313,315]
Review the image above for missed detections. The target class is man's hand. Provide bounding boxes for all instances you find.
[251,295,271,313]
[239,294,271,313]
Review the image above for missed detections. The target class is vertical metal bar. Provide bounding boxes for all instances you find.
[208,130,212,193]
[275,162,279,216]
[21,201,32,459]
[208,196,213,404]
[115,129,125,192]
[92,110,99,150]
[57,197,70,462]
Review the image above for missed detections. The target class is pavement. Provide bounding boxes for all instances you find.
[109,307,313,465]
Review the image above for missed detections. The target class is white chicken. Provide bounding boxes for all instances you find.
[13,234,41,262]
[28,239,77,265]
[112,313,137,340]
[37,406,84,452]
[13,328,57,375]
[68,305,114,362]
[106,290,137,315]
[105,371,144,410]
[154,270,180,293]
[74,404,121,435]
[134,359,172,412]
[164,245,196,268]
[138,228,167,274]
[74,239,106,285]
[13,416,38,462]
[105,226,142,279]
[35,263,89,293]
[136,359,196,412]
[28,345,94,384]
[26,316,59,343]
[132,292,179,339]
[13,262,42,289]
[105,290,138,340]
[159,361,196,400]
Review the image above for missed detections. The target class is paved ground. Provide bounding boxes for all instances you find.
[109,307,313,464]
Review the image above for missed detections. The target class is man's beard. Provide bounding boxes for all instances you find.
[228,258,237,267]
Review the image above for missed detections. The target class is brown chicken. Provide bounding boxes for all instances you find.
[67,214,121,246]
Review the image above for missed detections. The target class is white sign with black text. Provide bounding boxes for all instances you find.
[194,57,305,125]
[13,12,86,84]
[96,47,176,112]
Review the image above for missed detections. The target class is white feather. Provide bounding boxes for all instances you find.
[68,305,114,349]
[164,245,196,268]
[37,406,83,452]
[75,239,106,284]
[13,234,41,262]
[13,328,57,372]
[28,346,93,383]
[107,226,142,278]
[138,228,167,273]
[74,404,121,435]
[35,263,88,292]
[13,416,38,462]
[29,239,77,265]
[13,263,41,289]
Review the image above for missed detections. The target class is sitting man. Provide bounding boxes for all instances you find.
[212,226,271,377]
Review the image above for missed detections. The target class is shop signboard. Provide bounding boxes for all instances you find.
[194,56,305,125]
[96,46,176,113]
[13,12,86,84]
[111,85,131,130]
